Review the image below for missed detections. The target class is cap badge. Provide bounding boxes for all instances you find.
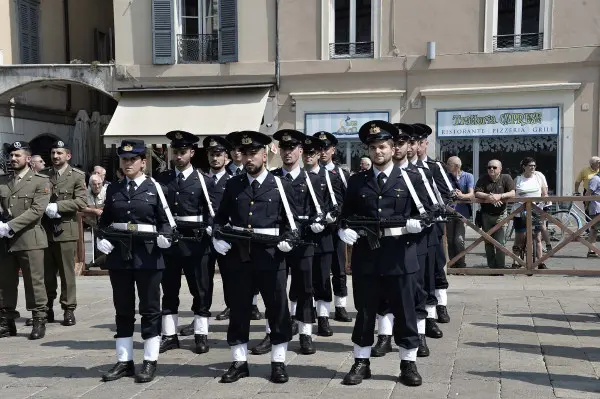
[123,144,133,151]
[282,134,291,141]
[319,133,327,141]
[57,140,64,147]
[209,139,217,147]
[241,135,252,145]
[174,132,183,140]
[369,124,381,134]
[305,139,312,144]
[13,142,22,149]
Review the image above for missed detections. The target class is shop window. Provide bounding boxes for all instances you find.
[493,0,544,51]
[440,140,474,175]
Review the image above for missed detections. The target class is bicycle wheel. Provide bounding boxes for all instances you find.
[546,210,583,242]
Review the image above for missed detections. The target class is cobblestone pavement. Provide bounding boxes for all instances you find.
[1,274,600,399]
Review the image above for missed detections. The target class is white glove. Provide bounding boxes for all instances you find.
[212,237,231,255]
[406,219,423,234]
[338,228,358,245]
[277,240,293,252]
[157,235,171,249]
[96,238,114,255]
[326,212,337,224]
[45,203,58,218]
[0,222,10,238]
[205,225,213,237]
[310,223,325,233]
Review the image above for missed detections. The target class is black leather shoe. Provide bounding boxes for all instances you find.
[216,308,230,321]
[270,362,289,383]
[371,335,392,357]
[425,318,443,339]
[220,361,249,383]
[334,306,352,322]
[135,360,157,383]
[250,305,263,320]
[0,318,16,338]
[417,334,430,357]
[342,359,371,385]
[399,360,422,386]
[63,310,76,326]
[194,334,209,354]
[436,305,450,323]
[159,334,180,353]
[299,334,316,355]
[26,309,54,326]
[291,317,299,336]
[179,321,194,336]
[28,318,46,340]
[250,334,272,355]
[102,361,135,381]
[317,316,333,337]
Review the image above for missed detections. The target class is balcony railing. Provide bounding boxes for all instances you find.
[493,32,544,52]
[329,42,374,59]
[177,34,219,63]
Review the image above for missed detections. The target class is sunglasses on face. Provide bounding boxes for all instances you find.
[487,166,498,170]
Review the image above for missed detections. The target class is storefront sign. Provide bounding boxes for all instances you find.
[437,107,559,137]
[304,112,389,139]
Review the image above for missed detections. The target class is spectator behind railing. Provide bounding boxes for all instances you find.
[474,160,515,270]
[575,156,600,221]
[30,155,45,172]
[81,174,107,269]
[586,172,600,258]
[359,157,371,172]
[446,156,474,268]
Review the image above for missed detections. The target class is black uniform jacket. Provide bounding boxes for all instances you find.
[98,177,171,270]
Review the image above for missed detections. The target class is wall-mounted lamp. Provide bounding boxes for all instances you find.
[290,99,296,111]
[427,41,436,61]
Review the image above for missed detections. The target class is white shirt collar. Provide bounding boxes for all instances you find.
[282,165,301,180]
[175,165,194,180]
[324,161,335,171]
[397,160,409,169]
[410,157,418,165]
[229,162,243,173]
[209,168,226,180]
[248,168,269,185]
[373,163,394,179]
[126,174,147,188]
[309,165,320,174]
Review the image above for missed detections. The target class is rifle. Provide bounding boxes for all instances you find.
[431,206,464,221]
[95,227,187,261]
[173,221,209,242]
[340,214,444,250]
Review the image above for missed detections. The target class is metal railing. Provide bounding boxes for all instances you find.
[177,34,219,63]
[493,32,544,52]
[329,41,374,59]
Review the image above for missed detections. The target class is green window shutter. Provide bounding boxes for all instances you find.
[218,0,238,63]
[152,0,174,64]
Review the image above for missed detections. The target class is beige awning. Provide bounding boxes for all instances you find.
[103,88,270,147]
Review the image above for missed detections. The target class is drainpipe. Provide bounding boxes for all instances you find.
[275,0,280,91]
[63,0,71,111]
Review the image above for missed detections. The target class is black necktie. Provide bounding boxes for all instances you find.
[235,168,241,176]
[285,173,293,181]
[251,179,260,195]
[128,180,136,197]
[377,173,386,189]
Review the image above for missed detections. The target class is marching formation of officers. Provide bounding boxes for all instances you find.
[0,119,457,387]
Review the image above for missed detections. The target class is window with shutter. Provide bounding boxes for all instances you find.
[218,0,237,63]
[18,0,40,64]
[152,0,175,64]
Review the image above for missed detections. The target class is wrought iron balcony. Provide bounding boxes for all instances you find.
[329,42,374,59]
[177,34,219,63]
[493,32,544,52]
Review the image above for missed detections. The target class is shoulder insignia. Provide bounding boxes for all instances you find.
[71,168,85,175]
[35,172,50,178]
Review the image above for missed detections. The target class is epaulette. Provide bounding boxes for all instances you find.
[35,172,50,178]
[38,168,51,175]
[71,167,85,175]
[404,168,420,175]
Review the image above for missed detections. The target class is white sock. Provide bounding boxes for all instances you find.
[116,337,133,362]
[299,321,312,336]
[378,313,393,336]
[194,316,209,335]
[317,300,330,317]
[312,298,316,308]
[417,318,426,335]
[232,343,248,361]
[271,342,288,362]
[426,305,437,319]
[290,301,297,316]
[435,289,448,306]
[252,295,258,305]
[399,347,418,361]
[265,321,271,334]
[143,336,161,361]
[353,344,371,359]
[162,314,177,336]
[334,296,347,308]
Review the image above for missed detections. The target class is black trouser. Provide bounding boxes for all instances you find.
[434,231,449,290]
[331,233,347,298]
[208,251,230,309]
[109,269,162,340]
[287,256,315,324]
[313,253,333,302]
[225,250,292,346]
[352,273,419,350]
[162,247,213,317]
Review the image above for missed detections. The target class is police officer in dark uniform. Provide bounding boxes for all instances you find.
[301,136,344,337]
[96,139,172,383]
[155,131,215,355]
[338,121,426,387]
[212,131,298,384]
[313,131,352,323]
[413,123,454,326]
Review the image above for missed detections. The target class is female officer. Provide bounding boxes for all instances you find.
[96,139,172,383]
